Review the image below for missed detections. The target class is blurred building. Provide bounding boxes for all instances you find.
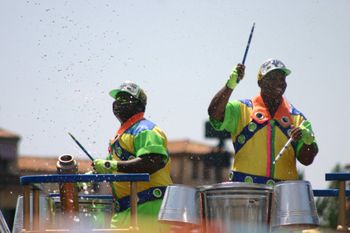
[15,140,231,186]
[168,139,231,186]
[0,128,21,230]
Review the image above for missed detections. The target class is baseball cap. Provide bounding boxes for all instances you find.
[257,59,291,80]
[109,81,147,106]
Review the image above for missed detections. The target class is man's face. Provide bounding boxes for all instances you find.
[259,70,287,98]
[112,92,140,122]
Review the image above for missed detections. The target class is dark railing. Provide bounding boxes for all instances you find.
[20,173,150,185]
[312,172,350,230]
[313,189,350,197]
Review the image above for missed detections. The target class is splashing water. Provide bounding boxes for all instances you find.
[73,215,80,223]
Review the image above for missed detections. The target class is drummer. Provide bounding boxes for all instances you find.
[93,81,173,231]
[208,59,318,185]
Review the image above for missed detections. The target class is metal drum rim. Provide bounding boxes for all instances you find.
[167,184,198,189]
[274,180,311,187]
[199,182,273,192]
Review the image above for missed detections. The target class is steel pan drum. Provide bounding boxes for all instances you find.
[271,180,319,231]
[158,185,200,225]
[200,182,273,233]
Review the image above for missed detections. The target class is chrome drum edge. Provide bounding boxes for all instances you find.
[271,180,319,230]
[158,185,200,225]
[200,182,273,233]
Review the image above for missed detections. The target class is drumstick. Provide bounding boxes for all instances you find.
[68,132,95,161]
[237,22,255,83]
[242,22,255,65]
[273,120,305,164]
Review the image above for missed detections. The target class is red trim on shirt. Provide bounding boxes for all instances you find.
[266,122,272,177]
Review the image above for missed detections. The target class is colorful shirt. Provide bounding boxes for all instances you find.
[210,94,317,181]
[107,113,172,201]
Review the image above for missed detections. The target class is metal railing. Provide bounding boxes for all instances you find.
[19,173,150,233]
[312,172,350,230]
[0,209,11,233]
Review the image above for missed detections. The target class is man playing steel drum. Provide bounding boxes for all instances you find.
[208,59,318,186]
[93,81,172,231]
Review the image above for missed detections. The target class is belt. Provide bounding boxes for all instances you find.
[114,186,167,212]
[229,171,282,186]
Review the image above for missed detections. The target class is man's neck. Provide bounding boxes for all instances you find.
[119,112,144,125]
[261,94,282,118]
[115,112,145,139]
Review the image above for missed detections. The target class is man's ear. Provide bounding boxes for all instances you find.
[257,79,262,87]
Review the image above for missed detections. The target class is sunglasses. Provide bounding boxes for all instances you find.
[115,95,140,105]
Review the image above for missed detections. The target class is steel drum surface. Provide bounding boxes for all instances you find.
[200,182,273,233]
[271,180,319,231]
[158,185,200,225]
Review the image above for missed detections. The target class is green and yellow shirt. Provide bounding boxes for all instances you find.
[210,94,317,181]
[107,113,172,200]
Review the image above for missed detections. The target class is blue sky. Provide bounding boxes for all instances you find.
[1,0,350,189]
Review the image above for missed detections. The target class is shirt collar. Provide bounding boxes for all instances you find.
[110,112,145,145]
[251,94,292,127]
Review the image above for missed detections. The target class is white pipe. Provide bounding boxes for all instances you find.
[273,120,305,164]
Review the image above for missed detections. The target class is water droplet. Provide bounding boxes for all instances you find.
[73,216,80,222]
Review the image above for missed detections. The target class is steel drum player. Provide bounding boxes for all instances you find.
[208,59,319,185]
[93,81,173,231]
